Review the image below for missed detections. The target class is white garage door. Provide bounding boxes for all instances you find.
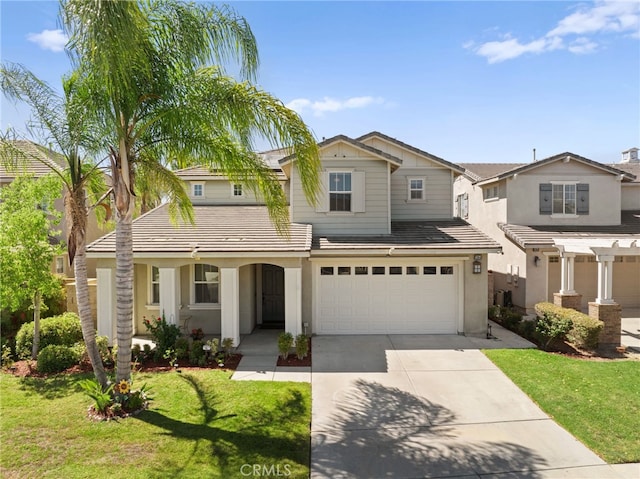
[316,261,460,334]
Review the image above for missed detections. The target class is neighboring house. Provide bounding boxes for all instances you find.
[87,132,500,346]
[454,149,640,324]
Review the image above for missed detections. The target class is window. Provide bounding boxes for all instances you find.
[329,172,351,211]
[406,266,418,275]
[549,256,559,263]
[423,266,437,275]
[552,183,576,215]
[355,266,369,275]
[232,184,243,197]
[372,266,385,275]
[440,266,454,275]
[484,185,499,201]
[389,266,402,275]
[151,266,160,304]
[338,266,351,275]
[320,267,334,275]
[194,264,219,303]
[56,257,64,274]
[408,177,425,201]
[191,182,204,198]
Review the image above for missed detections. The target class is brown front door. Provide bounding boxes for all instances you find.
[262,264,285,325]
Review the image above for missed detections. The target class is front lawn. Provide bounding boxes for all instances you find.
[484,349,640,464]
[0,370,311,478]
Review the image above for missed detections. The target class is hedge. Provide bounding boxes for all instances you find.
[534,302,603,351]
[37,344,82,373]
[15,312,83,359]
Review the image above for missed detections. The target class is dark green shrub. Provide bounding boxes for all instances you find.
[295,334,309,360]
[517,319,536,341]
[534,302,572,350]
[566,312,604,351]
[15,312,83,359]
[189,340,206,366]
[36,344,81,373]
[175,337,189,359]
[488,305,500,321]
[143,314,182,360]
[278,332,294,360]
[502,308,523,330]
[221,337,235,358]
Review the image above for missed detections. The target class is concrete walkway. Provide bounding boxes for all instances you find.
[310,326,638,479]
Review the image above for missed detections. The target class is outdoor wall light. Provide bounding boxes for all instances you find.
[473,255,482,274]
[534,255,540,267]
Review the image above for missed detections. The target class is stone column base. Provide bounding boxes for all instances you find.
[553,293,582,311]
[588,302,621,348]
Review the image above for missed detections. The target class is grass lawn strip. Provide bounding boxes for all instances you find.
[483,349,640,464]
[0,370,310,479]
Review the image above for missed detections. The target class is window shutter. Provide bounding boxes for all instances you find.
[352,171,366,213]
[462,193,469,219]
[315,171,330,213]
[576,183,589,214]
[539,183,552,214]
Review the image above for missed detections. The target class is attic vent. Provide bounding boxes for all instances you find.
[621,147,639,163]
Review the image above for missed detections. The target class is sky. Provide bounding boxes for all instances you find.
[1,0,639,165]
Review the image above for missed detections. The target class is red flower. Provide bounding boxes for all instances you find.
[156,317,161,322]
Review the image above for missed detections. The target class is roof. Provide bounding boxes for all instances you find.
[279,134,403,168]
[498,210,640,249]
[173,165,287,181]
[0,140,65,180]
[461,153,636,185]
[86,205,312,254]
[611,162,640,183]
[357,131,465,174]
[313,219,501,253]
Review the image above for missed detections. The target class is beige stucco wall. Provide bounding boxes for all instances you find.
[621,184,640,210]
[463,254,489,336]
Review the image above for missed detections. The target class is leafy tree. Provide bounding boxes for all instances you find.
[62,0,321,382]
[1,64,110,387]
[0,176,64,359]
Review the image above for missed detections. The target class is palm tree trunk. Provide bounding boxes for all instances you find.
[115,190,134,382]
[31,291,41,361]
[74,231,108,388]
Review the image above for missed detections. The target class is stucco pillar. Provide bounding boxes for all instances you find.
[96,268,115,344]
[595,255,615,304]
[559,252,576,294]
[220,267,240,348]
[158,267,180,325]
[284,267,302,337]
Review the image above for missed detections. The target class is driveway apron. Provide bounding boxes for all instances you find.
[310,332,626,479]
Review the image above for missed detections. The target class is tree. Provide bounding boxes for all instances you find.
[1,64,109,387]
[62,0,321,382]
[0,176,64,359]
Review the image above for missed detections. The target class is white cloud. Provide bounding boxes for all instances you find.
[26,29,68,52]
[468,0,639,63]
[286,96,386,116]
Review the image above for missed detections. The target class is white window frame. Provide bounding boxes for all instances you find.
[232,183,244,197]
[550,181,578,217]
[191,181,205,198]
[147,265,160,308]
[484,185,499,202]
[407,177,426,202]
[55,257,65,274]
[329,171,353,213]
[190,264,220,309]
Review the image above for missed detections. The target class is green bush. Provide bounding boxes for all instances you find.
[278,332,294,360]
[143,314,182,360]
[175,337,190,360]
[15,312,83,359]
[295,334,309,360]
[534,302,572,350]
[189,340,206,366]
[517,319,536,341]
[36,344,81,373]
[566,311,604,350]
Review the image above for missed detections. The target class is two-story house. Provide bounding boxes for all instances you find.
[454,150,640,340]
[87,132,500,346]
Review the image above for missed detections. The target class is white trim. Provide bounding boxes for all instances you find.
[148,265,160,306]
[407,176,427,203]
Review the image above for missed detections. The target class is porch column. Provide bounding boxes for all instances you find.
[220,267,240,348]
[559,252,576,294]
[159,267,181,325]
[96,268,115,344]
[284,267,302,338]
[595,255,615,304]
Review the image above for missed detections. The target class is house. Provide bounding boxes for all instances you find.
[86,132,500,346]
[454,149,640,346]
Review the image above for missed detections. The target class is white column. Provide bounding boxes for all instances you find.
[159,267,180,325]
[559,253,576,294]
[284,267,302,337]
[596,255,615,304]
[220,267,240,347]
[96,268,115,344]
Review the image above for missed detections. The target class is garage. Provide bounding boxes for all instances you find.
[315,260,462,334]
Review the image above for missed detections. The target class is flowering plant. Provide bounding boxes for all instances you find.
[81,377,151,421]
[190,328,204,340]
[142,313,181,360]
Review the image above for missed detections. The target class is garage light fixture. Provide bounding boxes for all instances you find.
[473,255,482,274]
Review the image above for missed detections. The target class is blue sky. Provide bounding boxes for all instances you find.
[1,0,639,164]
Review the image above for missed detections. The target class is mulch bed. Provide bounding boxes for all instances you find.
[276,337,312,367]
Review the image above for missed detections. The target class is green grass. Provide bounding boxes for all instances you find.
[0,370,311,479]
[484,349,640,464]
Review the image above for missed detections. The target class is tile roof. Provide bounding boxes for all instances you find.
[498,211,640,249]
[458,163,526,182]
[611,163,640,183]
[0,140,65,180]
[313,219,501,252]
[86,205,312,254]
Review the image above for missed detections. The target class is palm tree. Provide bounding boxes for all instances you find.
[62,0,321,382]
[0,63,109,387]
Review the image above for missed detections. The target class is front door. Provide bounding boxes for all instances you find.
[262,264,285,326]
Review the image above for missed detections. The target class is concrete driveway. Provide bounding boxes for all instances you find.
[311,326,636,478]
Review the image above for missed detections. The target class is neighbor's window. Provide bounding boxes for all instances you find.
[329,172,352,212]
[484,185,499,201]
[408,177,425,201]
[552,183,576,215]
[233,184,243,197]
[151,266,160,304]
[194,264,219,303]
[192,182,204,198]
[55,257,64,274]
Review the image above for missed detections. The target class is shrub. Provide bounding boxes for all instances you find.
[36,344,81,373]
[175,337,190,360]
[221,337,235,358]
[80,379,114,414]
[189,340,206,366]
[96,335,114,366]
[278,332,294,360]
[502,308,523,330]
[142,314,182,360]
[15,312,83,359]
[534,302,572,350]
[517,318,536,341]
[131,343,142,361]
[295,334,309,360]
[566,312,604,351]
[488,305,501,322]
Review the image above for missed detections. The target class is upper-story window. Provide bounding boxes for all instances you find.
[232,183,243,197]
[191,182,204,198]
[408,177,425,201]
[329,172,352,212]
[483,185,499,201]
[539,182,589,216]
